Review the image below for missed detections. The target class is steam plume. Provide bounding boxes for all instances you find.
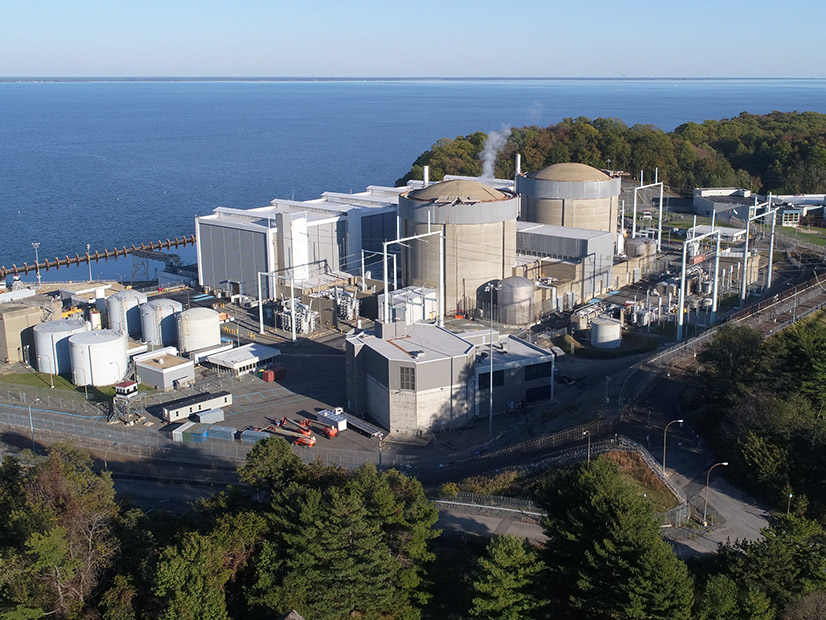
[480,128,511,179]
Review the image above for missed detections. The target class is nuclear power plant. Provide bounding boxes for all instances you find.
[1,144,769,436]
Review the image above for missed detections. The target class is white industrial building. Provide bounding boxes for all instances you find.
[195,185,402,298]
[134,347,195,390]
[205,343,281,376]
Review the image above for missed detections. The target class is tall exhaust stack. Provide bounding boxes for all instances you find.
[515,153,522,177]
[423,165,430,187]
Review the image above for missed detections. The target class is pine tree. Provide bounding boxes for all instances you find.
[538,457,694,619]
[469,535,546,620]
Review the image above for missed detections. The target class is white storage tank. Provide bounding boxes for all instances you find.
[89,309,102,330]
[69,329,128,387]
[591,316,622,349]
[496,276,536,326]
[177,307,221,354]
[106,290,147,337]
[34,319,91,375]
[140,299,183,347]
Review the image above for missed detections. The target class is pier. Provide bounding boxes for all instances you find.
[0,235,196,279]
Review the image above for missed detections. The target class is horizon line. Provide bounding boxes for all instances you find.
[2,76,825,83]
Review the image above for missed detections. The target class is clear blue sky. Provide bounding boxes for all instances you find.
[3,0,824,78]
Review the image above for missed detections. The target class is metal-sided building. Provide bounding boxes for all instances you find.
[458,330,555,414]
[196,185,402,298]
[205,343,281,376]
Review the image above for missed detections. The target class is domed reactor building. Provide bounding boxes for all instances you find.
[398,179,519,315]
[516,163,620,232]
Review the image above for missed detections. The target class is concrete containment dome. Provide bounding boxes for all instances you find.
[176,307,221,354]
[497,276,535,326]
[69,329,127,386]
[399,179,519,315]
[34,319,91,375]
[140,299,183,348]
[406,179,508,203]
[530,163,611,182]
[591,317,622,349]
[516,162,620,233]
[106,290,148,338]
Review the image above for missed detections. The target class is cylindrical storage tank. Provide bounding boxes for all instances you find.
[591,317,622,349]
[34,319,91,375]
[89,309,102,330]
[106,290,147,337]
[516,163,620,233]
[626,238,651,258]
[496,276,535,326]
[176,307,221,354]
[399,179,519,315]
[69,329,127,386]
[140,299,183,347]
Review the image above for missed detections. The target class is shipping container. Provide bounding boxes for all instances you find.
[195,408,225,424]
[207,425,237,440]
[182,423,209,443]
[171,421,195,442]
[240,429,270,443]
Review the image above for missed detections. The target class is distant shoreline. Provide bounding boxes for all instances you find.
[2,76,825,84]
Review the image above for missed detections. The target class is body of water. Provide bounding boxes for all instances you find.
[3,78,826,282]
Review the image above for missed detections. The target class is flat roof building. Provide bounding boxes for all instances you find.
[346,321,554,434]
[205,343,281,376]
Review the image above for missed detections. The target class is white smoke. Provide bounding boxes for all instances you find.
[480,127,511,179]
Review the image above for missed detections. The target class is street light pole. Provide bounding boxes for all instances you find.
[583,430,591,465]
[662,418,684,475]
[87,244,93,282]
[787,493,793,515]
[703,461,729,526]
[484,282,501,441]
[27,397,40,451]
[104,442,118,471]
[31,242,41,287]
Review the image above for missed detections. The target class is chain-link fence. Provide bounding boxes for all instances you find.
[0,406,414,472]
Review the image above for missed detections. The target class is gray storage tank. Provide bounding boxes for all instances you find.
[106,290,148,337]
[496,276,535,326]
[140,299,183,347]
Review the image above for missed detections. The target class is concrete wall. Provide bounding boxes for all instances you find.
[522,196,618,232]
[403,220,516,315]
[0,304,43,364]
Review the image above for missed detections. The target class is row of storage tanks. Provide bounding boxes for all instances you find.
[34,290,223,387]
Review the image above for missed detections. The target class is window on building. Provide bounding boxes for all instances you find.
[478,370,505,389]
[524,362,552,381]
[400,366,416,391]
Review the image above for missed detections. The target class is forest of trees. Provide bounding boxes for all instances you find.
[691,318,826,520]
[1,436,824,619]
[396,111,826,194]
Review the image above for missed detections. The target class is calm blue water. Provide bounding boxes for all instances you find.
[3,78,826,282]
